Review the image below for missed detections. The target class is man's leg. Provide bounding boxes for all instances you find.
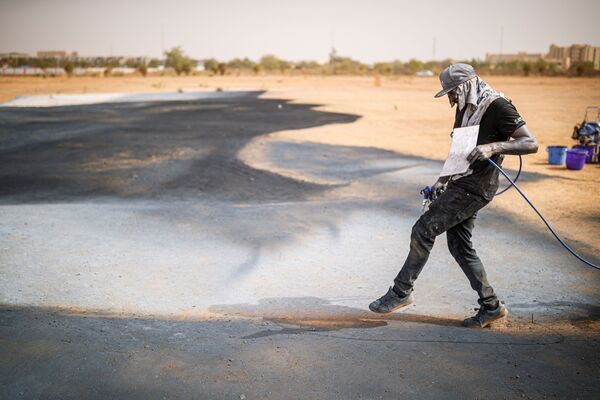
[391,186,487,298]
[391,215,437,297]
[370,191,475,314]
[446,213,500,310]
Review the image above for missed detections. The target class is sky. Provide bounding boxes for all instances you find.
[1,0,599,63]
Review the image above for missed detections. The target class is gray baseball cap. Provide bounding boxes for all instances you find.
[434,63,477,98]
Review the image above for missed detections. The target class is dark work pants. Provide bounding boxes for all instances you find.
[393,184,500,310]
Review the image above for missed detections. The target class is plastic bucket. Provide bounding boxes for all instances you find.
[566,149,587,170]
[547,146,567,165]
[572,145,595,163]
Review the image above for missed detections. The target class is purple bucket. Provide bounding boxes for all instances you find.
[572,145,595,163]
[566,149,587,170]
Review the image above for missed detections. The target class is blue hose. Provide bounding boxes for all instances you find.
[487,158,600,271]
[495,155,522,196]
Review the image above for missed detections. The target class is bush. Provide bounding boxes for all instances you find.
[164,47,197,75]
[535,59,548,76]
[259,55,291,73]
[570,61,595,77]
[137,64,148,77]
[204,58,218,73]
[63,62,74,76]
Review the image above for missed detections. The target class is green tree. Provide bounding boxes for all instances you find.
[181,62,192,75]
[570,61,595,77]
[37,57,54,70]
[164,47,197,75]
[203,58,218,73]
[535,59,548,76]
[295,60,322,74]
[374,62,393,75]
[259,55,290,72]
[148,58,161,68]
[216,62,227,75]
[227,57,255,70]
[125,58,138,68]
[328,55,365,75]
[137,64,148,76]
[63,62,74,77]
[406,59,424,74]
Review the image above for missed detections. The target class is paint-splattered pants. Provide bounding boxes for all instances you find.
[393,183,500,310]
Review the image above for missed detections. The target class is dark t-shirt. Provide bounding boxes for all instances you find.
[449,97,526,201]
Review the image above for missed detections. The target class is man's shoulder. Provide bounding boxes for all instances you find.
[487,97,512,111]
[483,97,518,118]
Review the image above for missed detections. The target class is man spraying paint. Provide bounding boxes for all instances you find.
[369,63,539,328]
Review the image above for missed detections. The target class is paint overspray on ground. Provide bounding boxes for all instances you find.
[0,92,599,399]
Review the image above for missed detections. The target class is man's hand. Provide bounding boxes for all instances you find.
[431,179,447,200]
[467,144,496,164]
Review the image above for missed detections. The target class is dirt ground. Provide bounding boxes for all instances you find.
[2,75,598,255]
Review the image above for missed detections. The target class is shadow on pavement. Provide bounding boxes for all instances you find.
[2,305,597,400]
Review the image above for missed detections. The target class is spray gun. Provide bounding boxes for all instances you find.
[420,185,433,213]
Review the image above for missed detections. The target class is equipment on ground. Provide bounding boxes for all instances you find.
[571,106,600,163]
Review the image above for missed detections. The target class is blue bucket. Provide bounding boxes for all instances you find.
[547,146,567,165]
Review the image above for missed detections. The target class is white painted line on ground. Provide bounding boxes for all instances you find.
[0,90,259,108]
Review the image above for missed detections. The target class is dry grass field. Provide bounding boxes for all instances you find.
[1,75,599,255]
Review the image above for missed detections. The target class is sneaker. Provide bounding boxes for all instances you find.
[369,287,414,314]
[463,303,508,328]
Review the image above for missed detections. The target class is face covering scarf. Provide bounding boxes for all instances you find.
[451,77,504,127]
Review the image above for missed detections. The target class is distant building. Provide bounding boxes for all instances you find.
[547,44,600,70]
[0,52,29,58]
[485,52,544,64]
[37,50,78,58]
[486,44,600,70]
[547,44,567,62]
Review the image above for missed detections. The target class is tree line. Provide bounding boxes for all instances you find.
[201,54,598,77]
[1,47,598,77]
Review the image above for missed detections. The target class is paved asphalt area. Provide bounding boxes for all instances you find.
[0,92,599,399]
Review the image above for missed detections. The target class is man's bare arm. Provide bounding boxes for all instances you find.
[467,124,538,163]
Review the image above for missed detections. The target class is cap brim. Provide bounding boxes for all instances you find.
[434,75,476,98]
[434,88,450,98]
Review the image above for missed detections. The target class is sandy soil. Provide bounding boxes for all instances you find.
[1,75,599,254]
